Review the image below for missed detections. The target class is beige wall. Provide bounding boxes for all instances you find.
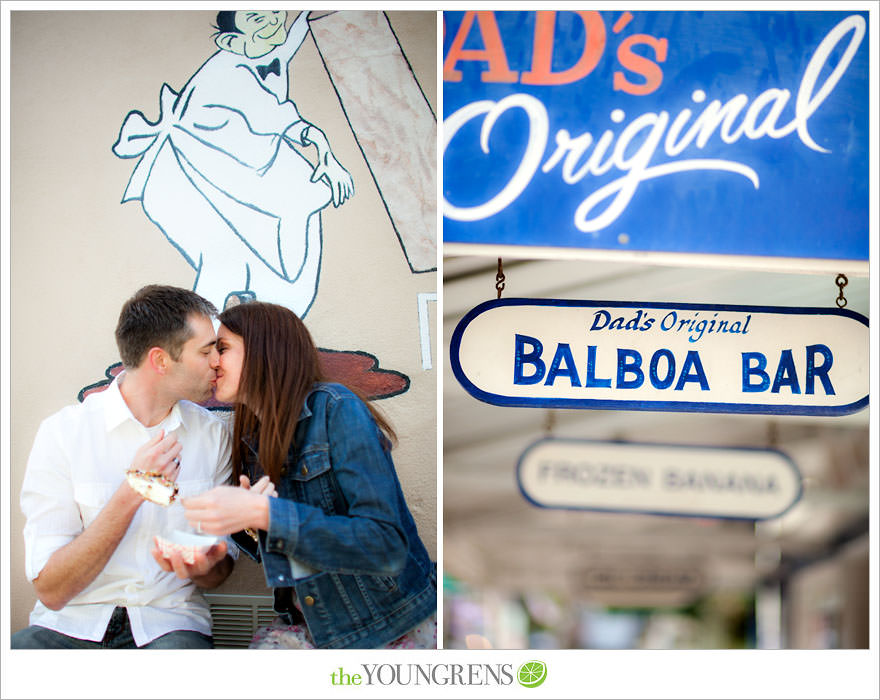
[9,10,437,634]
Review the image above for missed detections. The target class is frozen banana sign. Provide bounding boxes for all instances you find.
[449,299,868,416]
[517,438,803,520]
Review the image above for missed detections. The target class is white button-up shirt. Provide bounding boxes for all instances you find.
[21,374,233,646]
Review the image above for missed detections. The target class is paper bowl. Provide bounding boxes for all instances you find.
[156,530,220,565]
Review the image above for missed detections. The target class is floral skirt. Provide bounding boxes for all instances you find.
[249,613,437,650]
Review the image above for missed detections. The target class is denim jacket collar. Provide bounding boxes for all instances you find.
[241,385,317,455]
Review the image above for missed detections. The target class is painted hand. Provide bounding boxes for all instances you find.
[311,152,354,207]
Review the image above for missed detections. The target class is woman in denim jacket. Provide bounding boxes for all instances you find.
[183,302,436,648]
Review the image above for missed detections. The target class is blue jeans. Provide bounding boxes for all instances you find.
[11,607,213,649]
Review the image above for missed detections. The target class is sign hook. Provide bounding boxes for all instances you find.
[835,274,848,308]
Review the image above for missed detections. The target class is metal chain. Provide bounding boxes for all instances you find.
[835,273,848,308]
[543,410,556,436]
[766,420,778,449]
[495,258,505,299]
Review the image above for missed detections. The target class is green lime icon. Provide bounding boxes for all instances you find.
[517,660,547,688]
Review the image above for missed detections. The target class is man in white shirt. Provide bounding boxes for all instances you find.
[12,285,236,648]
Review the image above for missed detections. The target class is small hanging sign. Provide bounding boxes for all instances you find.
[517,438,802,520]
[450,298,868,416]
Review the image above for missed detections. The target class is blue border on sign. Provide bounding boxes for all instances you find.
[449,298,869,416]
[514,437,804,521]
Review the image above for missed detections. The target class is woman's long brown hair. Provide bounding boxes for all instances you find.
[218,302,396,484]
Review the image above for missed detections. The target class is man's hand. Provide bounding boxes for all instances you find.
[151,537,230,585]
[130,430,182,481]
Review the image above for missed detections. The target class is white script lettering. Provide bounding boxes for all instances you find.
[442,15,865,232]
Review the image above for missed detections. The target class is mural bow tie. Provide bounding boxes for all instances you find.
[257,58,281,80]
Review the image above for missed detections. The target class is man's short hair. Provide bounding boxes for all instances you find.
[115,285,217,368]
[215,11,242,35]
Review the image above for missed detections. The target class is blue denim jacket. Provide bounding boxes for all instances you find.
[240,382,436,649]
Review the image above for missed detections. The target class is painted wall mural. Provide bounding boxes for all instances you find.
[113,10,352,317]
[85,10,437,402]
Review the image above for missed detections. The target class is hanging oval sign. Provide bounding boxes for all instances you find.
[517,438,803,520]
[449,299,869,415]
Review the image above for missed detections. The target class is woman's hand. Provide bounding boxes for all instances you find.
[240,474,278,498]
[182,485,270,535]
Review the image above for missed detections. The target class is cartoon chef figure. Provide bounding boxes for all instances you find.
[114,10,353,315]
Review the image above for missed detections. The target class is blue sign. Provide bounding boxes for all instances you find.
[443,11,869,261]
[449,298,869,416]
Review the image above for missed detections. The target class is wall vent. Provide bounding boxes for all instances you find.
[204,593,277,648]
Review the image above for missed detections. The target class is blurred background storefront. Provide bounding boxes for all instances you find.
[442,257,869,649]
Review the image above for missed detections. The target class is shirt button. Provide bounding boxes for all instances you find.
[304,595,315,606]
[300,465,308,476]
